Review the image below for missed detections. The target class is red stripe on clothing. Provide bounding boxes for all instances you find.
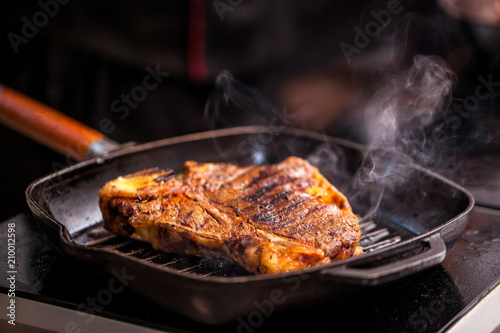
[188,0,208,84]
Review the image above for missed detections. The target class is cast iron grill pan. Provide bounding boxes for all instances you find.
[25,127,474,324]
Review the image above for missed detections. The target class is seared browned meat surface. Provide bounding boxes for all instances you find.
[99,157,362,274]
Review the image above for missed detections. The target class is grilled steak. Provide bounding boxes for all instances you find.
[99,157,362,274]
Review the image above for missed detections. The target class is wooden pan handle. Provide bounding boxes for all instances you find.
[0,86,118,161]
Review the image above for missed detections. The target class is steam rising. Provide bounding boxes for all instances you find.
[205,58,459,223]
[204,70,286,129]
[351,55,456,221]
[358,56,455,185]
[306,143,350,190]
[365,55,455,159]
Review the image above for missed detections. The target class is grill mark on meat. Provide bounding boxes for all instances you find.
[244,175,295,201]
[267,190,292,205]
[251,196,310,226]
[203,205,224,227]
[180,210,194,227]
[254,188,293,206]
[154,170,175,182]
[247,168,272,188]
[282,204,326,229]
[244,182,280,202]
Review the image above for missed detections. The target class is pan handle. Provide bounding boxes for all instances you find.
[319,233,447,285]
[0,85,119,161]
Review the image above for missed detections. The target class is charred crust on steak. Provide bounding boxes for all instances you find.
[154,169,175,182]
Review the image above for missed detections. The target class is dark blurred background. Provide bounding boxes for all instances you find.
[1,0,499,220]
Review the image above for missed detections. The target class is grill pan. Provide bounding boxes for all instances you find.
[1,87,474,324]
